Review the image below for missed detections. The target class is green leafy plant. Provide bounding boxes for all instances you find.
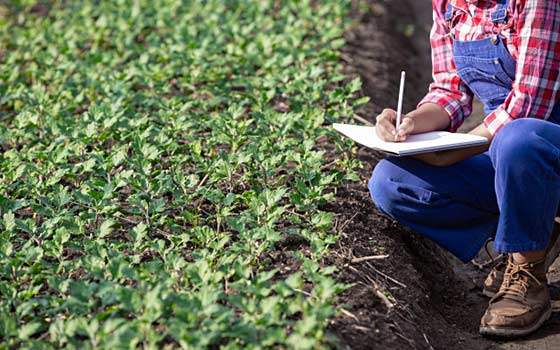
[0,0,364,348]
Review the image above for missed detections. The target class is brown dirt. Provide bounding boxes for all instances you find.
[325,1,560,349]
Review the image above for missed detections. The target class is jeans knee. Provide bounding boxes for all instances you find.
[369,159,398,215]
[490,119,546,165]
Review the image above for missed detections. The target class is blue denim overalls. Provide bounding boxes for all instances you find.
[369,0,560,262]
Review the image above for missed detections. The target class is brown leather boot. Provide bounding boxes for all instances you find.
[482,256,507,297]
[479,255,551,338]
[483,225,560,297]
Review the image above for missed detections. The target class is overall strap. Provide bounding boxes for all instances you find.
[491,0,510,24]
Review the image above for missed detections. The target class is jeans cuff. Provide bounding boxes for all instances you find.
[493,240,549,253]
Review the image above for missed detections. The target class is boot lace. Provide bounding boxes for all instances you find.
[472,237,504,270]
[498,260,542,300]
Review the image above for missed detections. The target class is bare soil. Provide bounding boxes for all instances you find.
[325,1,560,349]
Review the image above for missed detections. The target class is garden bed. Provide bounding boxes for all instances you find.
[2,1,559,349]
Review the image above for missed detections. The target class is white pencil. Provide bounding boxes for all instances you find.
[395,71,406,140]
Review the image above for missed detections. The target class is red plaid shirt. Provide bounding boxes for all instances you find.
[419,0,560,135]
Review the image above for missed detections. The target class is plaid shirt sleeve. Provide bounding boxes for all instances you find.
[418,2,474,132]
[484,0,560,135]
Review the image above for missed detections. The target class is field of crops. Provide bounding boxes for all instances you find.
[0,1,367,348]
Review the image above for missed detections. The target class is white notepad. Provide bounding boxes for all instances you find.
[333,123,488,156]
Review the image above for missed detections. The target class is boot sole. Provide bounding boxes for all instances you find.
[479,306,552,338]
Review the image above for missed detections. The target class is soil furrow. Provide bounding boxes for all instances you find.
[327,1,560,349]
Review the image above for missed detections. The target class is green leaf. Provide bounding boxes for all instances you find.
[131,222,148,248]
[311,212,333,230]
[346,77,362,94]
[18,321,42,340]
[99,219,115,238]
[353,96,370,106]
[3,211,15,231]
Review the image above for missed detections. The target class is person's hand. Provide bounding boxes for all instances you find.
[375,109,415,142]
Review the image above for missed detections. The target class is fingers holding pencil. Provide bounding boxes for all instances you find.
[375,109,414,142]
[375,108,397,141]
[375,70,409,142]
[396,116,414,141]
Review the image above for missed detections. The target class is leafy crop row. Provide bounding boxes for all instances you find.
[0,1,364,349]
